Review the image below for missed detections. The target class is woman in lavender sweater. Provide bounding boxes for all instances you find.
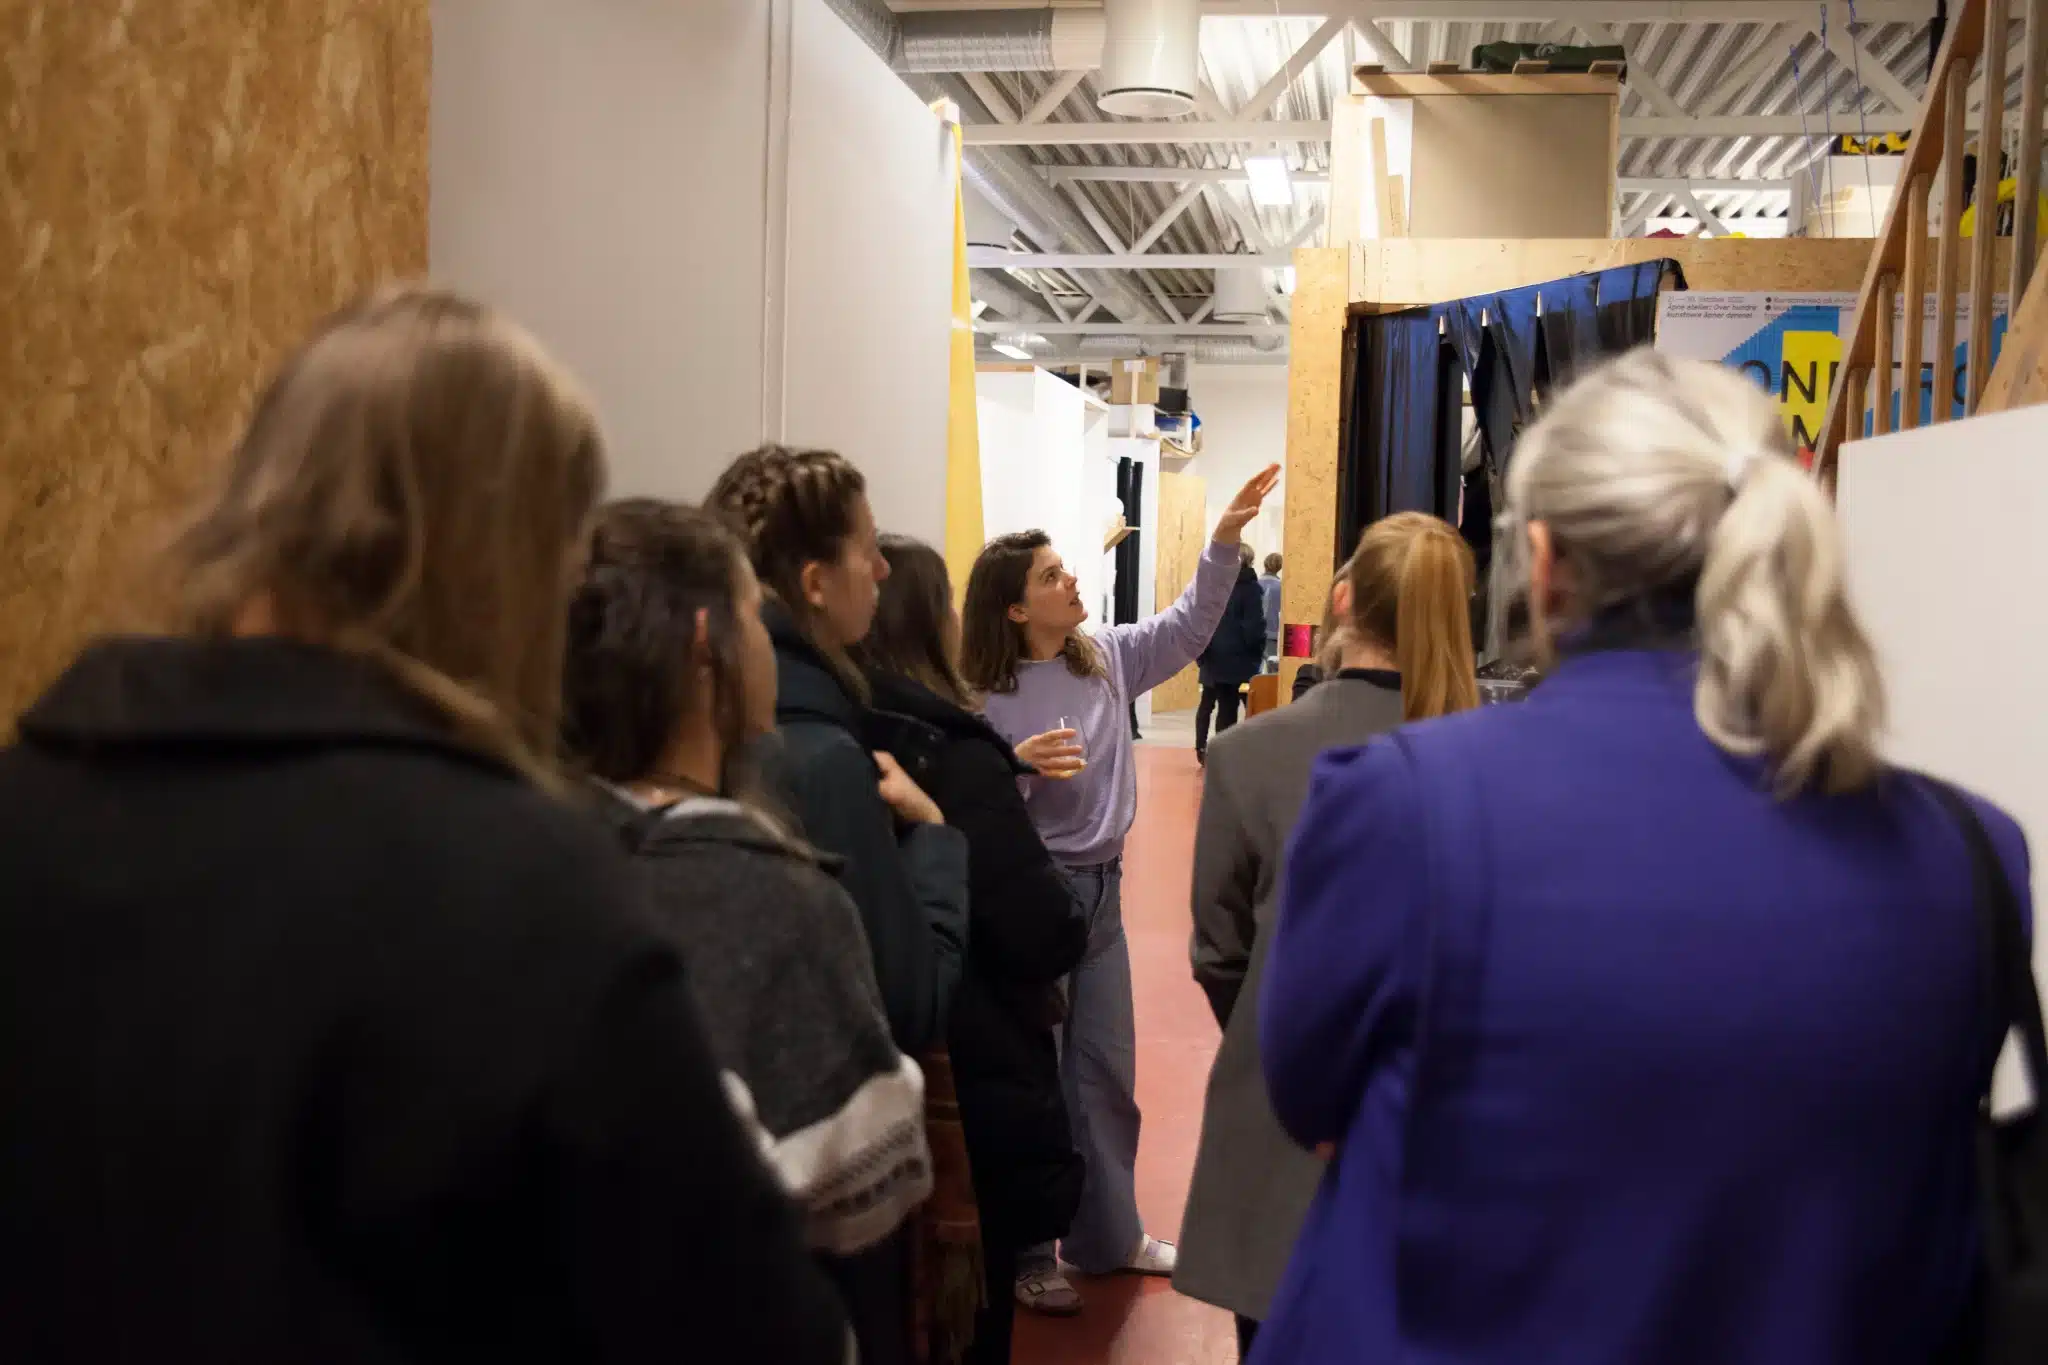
[961,465,1280,1314]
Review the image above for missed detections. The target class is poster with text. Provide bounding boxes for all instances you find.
[1655,291,2009,462]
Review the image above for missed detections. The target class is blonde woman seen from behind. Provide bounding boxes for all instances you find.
[1256,349,2029,1365]
[0,290,849,1364]
[1176,514,1477,1361]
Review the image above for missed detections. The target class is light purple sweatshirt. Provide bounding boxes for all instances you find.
[982,541,1239,868]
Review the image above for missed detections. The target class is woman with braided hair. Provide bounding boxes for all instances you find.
[710,445,970,1365]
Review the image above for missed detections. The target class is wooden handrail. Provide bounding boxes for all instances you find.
[1814,0,1990,476]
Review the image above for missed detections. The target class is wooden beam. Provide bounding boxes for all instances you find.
[1981,246,2048,411]
[1966,0,2009,414]
[1899,174,1929,431]
[1846,366,1870,443]
[1872,273,1897,435]
[1370,117,1399,240]
[1280,247,1352,703]
[2010,0,2046,304]
[1353,72,1620,96]
[1932,61,1969,425]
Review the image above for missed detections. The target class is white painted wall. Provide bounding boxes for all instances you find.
[782,0,954,541]
[1189,362,1288,564]
[977,371,1146,648]
[1838,407,2048,1011]
[431,0,952,538]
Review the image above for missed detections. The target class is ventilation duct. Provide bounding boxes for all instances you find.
[963,185,1018,253]
[1211,268,1272,324]
[969,269,1054,324]
[897,9,1105,72]
[828,0,1106,73]
[1098,0,1202,117]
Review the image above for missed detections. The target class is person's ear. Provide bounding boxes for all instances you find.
[799,560,831,612]
[1331,579,1354,623]
[1006,601,1030,626]
[1526,521,1556,611]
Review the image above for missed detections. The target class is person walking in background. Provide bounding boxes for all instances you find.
[1258,552,1284,673]
[1194,545,1269,765]
[562,502,933,1264]
[864,535,1090,1364]
[0,289,849,1364]
[1176,514,1478,1361]
[1257,350,2028,1365]
[710,445,969,1365]
[961,463,1280,1315]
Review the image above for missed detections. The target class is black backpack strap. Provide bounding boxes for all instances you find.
[1922,779,2048,1117]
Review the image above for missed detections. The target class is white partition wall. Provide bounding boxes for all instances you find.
[1837,406,2048,992]
[782,0,953,542]
[432,0,951,535]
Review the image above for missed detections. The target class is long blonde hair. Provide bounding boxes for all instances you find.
[1502,348,1884,794]
[1342,512,1479,721]
[172,286,605,786]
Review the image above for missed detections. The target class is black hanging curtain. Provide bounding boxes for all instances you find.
[1334,259,1682,571]
[1113,457,1143,626]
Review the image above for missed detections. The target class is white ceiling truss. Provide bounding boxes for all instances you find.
[875,1,2040,361]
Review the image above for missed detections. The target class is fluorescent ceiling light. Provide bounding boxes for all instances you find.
[1242,155,1293,208]
[991,341,1033,361]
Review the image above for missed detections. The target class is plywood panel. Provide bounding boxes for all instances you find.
[1,0,429,727]
[1150,469,1207,713]
[1352,237,1876,305]
[1406,96,1615,239]
[1280,247,1351,704]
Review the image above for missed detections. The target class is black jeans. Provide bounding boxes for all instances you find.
[1195,682,1243,753]
[966,1234,1016,1365]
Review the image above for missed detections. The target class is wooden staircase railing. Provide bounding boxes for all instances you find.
[1814,0,2047,483]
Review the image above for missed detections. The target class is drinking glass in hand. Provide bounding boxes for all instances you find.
[1048,715,1086,781]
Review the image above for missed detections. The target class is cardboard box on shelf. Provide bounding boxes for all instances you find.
[1110,357,1160,405]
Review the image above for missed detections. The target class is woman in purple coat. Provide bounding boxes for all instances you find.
[1259,350,2029,1365]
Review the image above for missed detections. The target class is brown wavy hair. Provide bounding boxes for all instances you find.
[171,285,605,787]
[1343,512,1479,721]
[867,535,973,709]
[707,444,870,701]
[960,530,1103,696]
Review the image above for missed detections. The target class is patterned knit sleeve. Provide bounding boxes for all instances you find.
[720,864,934,1256]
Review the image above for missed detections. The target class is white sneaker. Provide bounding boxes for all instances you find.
[1015,1264,1083,1316]
[1124,1234,1178,1276]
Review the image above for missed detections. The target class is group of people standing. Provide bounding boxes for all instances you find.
[1165,348,2036,1365]
[0,285,1280,1365]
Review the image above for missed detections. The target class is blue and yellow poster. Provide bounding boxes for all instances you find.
[1656,291,2009,460]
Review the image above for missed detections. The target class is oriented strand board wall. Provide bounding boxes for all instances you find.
[1150,469,1207,713]
[0,0,429,724]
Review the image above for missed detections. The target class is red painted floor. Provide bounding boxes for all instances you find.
[1013,742,1238,1365]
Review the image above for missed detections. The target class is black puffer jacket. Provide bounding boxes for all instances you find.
[1198,564,1270,687]
[763,607,969,1057]
[865,672,1088,1247]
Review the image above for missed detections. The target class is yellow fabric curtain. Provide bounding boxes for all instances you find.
[939,117,985,605]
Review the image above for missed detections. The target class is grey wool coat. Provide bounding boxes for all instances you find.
[1173,671,1407,1322]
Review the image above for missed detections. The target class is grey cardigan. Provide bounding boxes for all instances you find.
[1173,672,1407,1322]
